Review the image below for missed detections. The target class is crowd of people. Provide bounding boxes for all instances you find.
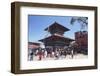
[28,47,74,61]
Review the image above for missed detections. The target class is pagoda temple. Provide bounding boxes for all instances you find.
[39,22,74,50]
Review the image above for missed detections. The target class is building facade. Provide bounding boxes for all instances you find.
[75,31,88,54]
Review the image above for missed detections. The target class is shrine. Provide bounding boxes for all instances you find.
[39,22,74,50]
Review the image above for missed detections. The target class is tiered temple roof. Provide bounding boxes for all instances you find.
[39,22,74,46]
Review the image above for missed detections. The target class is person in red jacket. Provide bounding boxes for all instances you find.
[37,47,43,60]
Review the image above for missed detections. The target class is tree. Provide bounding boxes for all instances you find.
[70,17,88,30]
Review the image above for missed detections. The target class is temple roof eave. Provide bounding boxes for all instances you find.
[38,35,74,42]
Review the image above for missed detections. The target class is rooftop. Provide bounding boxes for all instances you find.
[28,42,40,45]
[44,22,70,32]
[39,35,74,42]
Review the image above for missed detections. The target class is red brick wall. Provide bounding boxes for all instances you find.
[75,31,88,47]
